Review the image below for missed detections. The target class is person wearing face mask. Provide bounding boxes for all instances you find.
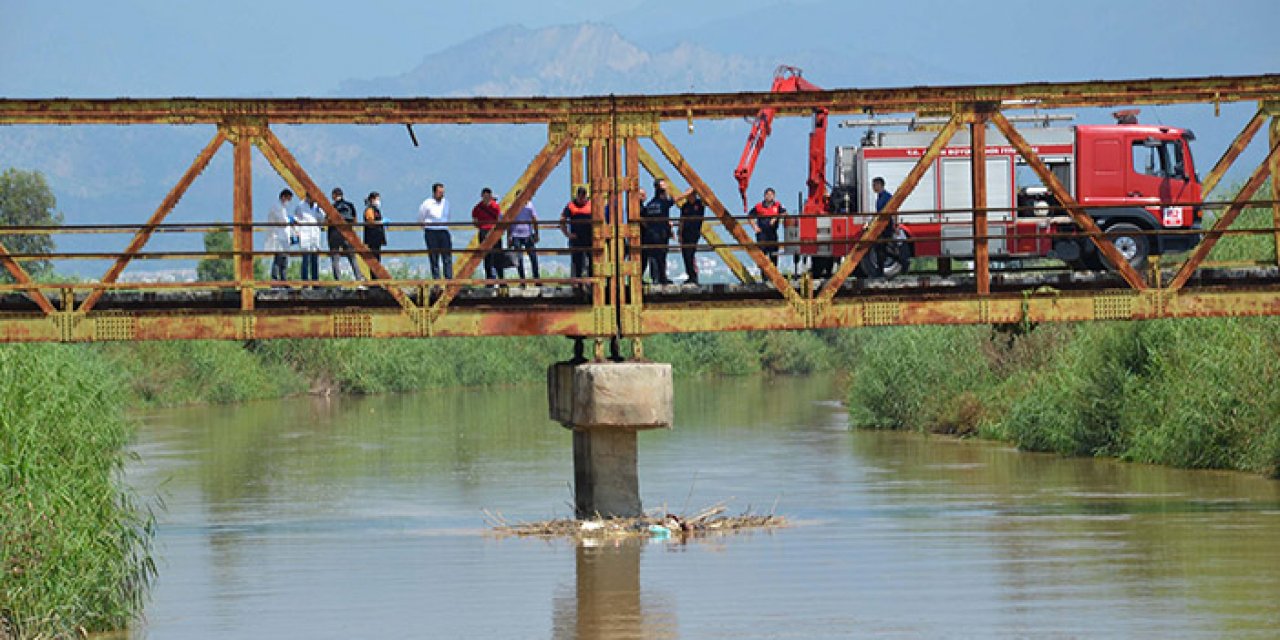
[363,192,387,274]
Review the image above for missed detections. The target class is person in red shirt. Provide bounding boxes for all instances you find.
[472,187,505,280]
[748,187,787,267]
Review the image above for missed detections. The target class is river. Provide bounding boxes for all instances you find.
[126,375,1280,638]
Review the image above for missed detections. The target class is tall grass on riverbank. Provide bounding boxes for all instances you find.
[846,197,1280,477]
[846,319,1280,477]
[0,345,154,638]
[91,331,860,407]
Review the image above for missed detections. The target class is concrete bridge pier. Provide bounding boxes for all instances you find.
[548,358,673,519]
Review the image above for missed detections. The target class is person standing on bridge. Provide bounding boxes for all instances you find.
[679,191,706,285]
[472,187,505,281]
[419,183,453,280]
[749,187,786,267]
[869,176,897,277]
[264,189,295,283]
[560,187,593,280]
[363,192,386,270]
[294,194,323,282]
[641,178,691,285]
[329,188,365,282]
[508,199,540,283]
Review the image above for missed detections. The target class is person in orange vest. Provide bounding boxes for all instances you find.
[559,187,593,279]
[471,187,504,281]
[748,187,787,267]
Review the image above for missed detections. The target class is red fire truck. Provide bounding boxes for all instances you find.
[735,68,1204,277]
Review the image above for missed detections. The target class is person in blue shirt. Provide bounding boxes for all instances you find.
[869,177,896,276]
[872,176,893,212]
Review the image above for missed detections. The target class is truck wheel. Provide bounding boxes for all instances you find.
[1100,222,1150,271]
[881,241,911,278]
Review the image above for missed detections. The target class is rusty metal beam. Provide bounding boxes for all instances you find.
[2,74,1278,125]
[233,132,255,310]
[0,244,54,314]
[991,111,1148,290]
[588,136,608,307]
[254,128,414,311]
[649,130,797,300]
[819,113,965,301]
[1201,108,1265,196]
[1168,136,1280,291]
[971,109,990,295]
[80,129,226,313]
[1271,117,1280,268]
[431,134,572,316]
[634,144,753,284]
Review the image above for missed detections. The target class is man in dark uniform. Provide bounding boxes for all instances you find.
[328,187,365,281]
[678,192,706,284]
[641,179,692,285]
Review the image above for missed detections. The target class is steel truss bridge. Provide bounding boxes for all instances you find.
[1,74,1279,350]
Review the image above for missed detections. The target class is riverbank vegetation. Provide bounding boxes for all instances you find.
[0,345,153,639]
[846,197,1280,478]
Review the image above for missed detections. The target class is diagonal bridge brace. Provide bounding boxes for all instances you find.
[254,128,415,311]
[1167,135,1280,291]
[80,129,228,313]
[649,130,797,299]
[818,112,966,301]
[430,135,573,319]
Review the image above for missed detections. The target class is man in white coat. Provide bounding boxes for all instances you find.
[293,194,323,281]
[265,189,296,282]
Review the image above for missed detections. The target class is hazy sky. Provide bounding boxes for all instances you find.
[3,0,1276,97]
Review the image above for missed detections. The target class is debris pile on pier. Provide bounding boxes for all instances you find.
[484,502,785,540]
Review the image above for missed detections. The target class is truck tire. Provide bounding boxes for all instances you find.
[1100,222,1150,271]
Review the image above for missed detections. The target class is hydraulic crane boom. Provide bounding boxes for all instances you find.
[733,65,828,212]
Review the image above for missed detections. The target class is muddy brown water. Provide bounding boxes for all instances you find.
[126,376,1280,638]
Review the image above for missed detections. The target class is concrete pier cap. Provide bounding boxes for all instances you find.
[547,361,674,519]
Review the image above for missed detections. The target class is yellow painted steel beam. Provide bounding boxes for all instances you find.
[431,135,573,317]
[649,130,798,300]
[819,113,965,300]
[1168,136,1280,290]
[992,111,1148,290]
[7,286,1280,343]
[634,144,754,284]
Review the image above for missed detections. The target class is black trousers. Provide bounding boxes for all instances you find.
[680,224,702,283]
[478,229,503,280]
[757,224,779,266]
[570,243,592,279]
[643,247,670,284]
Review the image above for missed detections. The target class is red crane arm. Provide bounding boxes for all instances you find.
[733,65,827,211]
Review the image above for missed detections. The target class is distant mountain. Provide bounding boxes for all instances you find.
[338,23,770,97]
[0,23,858,276]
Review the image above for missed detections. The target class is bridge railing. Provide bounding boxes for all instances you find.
[0,75,1278,342]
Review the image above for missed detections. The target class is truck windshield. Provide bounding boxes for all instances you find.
[1132,139,1186,180]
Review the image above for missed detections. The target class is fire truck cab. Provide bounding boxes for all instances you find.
[820,113,1203,273]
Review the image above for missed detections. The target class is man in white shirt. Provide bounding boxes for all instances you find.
[418,182,453,279]
[264,189,295,282]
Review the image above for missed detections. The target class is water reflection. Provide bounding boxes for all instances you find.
[552,541,676,640]
[127,376,1280,639]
